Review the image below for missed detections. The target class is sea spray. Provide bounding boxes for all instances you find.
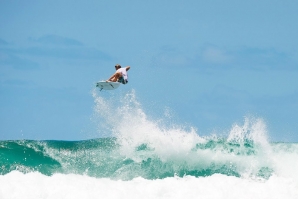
[90,89,296,180]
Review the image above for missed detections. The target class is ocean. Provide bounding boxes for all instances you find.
[1,90,297,199]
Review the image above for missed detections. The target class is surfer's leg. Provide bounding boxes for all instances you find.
[110,72,122,82]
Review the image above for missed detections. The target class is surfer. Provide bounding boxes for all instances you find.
[106,64,130,84]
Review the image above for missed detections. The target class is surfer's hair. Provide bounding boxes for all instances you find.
[115,64,121,69]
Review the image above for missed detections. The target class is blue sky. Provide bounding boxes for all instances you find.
[1,0,298,141]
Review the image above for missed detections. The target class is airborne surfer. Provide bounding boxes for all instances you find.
[106,64,130,84]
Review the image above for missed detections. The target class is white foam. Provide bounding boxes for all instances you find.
[0,171,297,199]
[270,143,298,180]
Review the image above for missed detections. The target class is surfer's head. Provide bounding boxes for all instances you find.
[115,64,121,69]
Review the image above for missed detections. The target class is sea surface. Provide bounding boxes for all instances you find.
[1,90,297,199]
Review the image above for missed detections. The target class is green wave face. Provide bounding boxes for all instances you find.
[0,140,61,175]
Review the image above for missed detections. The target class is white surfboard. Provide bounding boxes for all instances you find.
[96,81,121,91]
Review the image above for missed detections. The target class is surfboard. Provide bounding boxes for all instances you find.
[96,81,121,91]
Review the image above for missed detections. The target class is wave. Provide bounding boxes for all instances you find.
[1,90,298,181]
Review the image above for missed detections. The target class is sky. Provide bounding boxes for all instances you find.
[1,0,298,141]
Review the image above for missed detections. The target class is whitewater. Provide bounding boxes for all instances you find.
[0,90,298,199]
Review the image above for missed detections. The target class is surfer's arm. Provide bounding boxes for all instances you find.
[126,66,130,71]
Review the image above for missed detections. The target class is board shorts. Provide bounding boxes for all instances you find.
[118,77,128,84]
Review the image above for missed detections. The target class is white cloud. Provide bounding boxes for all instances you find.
[202,47,232,64]
[29,35,83,47]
